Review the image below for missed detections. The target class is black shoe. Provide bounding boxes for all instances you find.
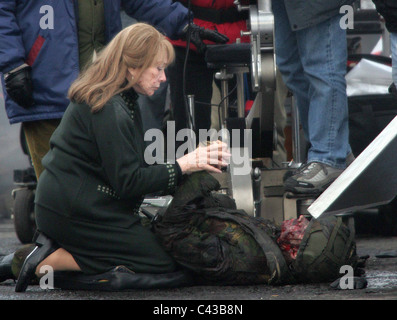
[53,266,194,291]
[0,253,16,282]
[15,232,59,292]
[284,162,343,195]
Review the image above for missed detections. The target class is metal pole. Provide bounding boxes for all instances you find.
[291,96,303,166]
[187,94,195,130]
[187,94,196,150]
[236,72,245,118]
[257,0,271,12]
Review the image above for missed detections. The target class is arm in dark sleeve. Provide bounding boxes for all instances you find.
[0,0,26,73]
[121,0,189,39]
[91,102,182,199]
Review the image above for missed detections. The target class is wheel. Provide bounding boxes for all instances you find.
[13,188,36,244]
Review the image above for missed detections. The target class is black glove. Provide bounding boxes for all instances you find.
[182,23,229,54]
[4,66,34,108]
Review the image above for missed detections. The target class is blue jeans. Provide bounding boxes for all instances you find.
[391,33,397,85]
[272,0,351,169]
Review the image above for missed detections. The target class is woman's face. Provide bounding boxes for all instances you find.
[128,56,167,96]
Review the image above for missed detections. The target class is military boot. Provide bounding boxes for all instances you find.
[0,244,35,283]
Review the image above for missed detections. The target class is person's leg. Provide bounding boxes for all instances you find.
[22,119,61,179]
[36,205,177,275]
[284,15,351,194]
[35,248,81,277]
[272,0,311,140]
[273,1,351,167]
[273,2,351,194]
[296,14,350,169]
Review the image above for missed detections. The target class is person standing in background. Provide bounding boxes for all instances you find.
[272,0,355,195]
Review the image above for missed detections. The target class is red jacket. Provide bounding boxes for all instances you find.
[170,0,250,51]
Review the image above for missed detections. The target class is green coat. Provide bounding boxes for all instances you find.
[35,89,180,274]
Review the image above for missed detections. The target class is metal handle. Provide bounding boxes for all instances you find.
[233,0,249,11]
[240,30,252,37]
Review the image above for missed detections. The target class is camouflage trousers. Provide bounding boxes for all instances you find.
[154,205,289,286]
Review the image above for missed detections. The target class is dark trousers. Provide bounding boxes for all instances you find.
[22,119,61,179]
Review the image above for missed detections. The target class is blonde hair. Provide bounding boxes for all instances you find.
[68,23,175,112]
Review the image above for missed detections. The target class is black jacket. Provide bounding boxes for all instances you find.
[373,0,397,32]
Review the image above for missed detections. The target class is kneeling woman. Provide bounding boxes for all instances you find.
[9,23,229,292]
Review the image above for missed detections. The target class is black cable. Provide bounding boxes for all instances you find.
[182,0,195,133]
[217,84,237,129]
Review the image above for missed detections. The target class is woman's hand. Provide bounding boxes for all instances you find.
[176,140,231,174]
